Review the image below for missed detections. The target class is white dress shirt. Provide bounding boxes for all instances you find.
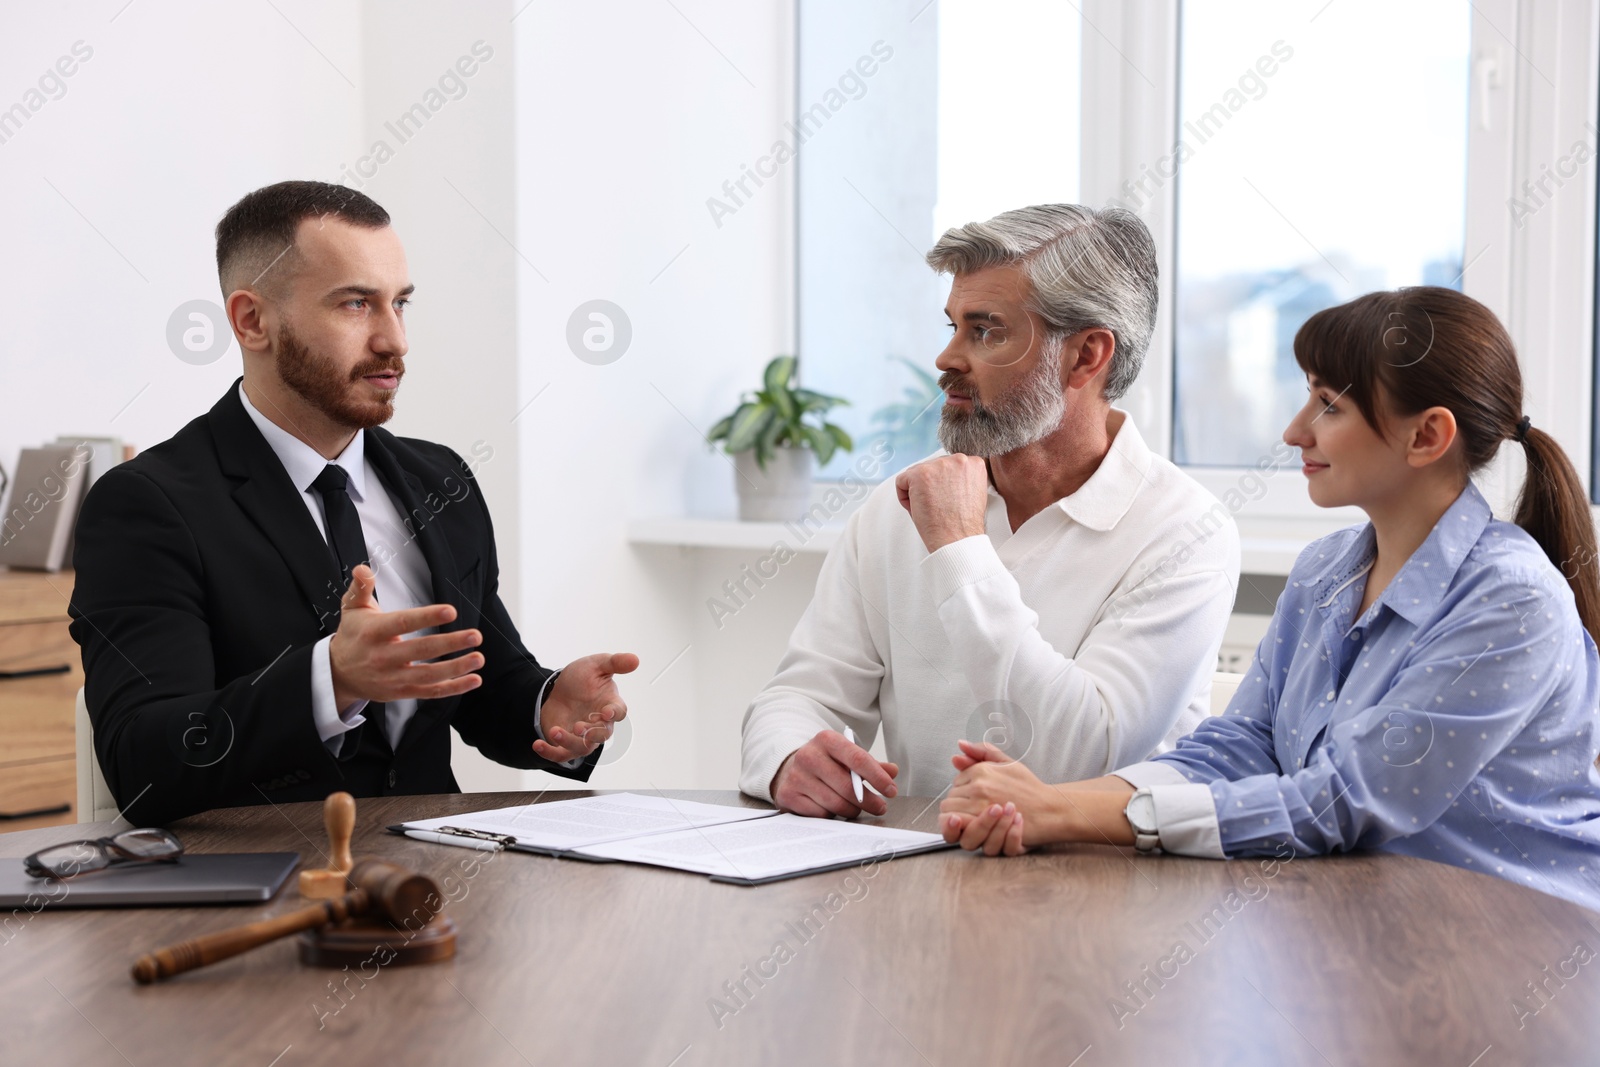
[739,409,1242,802]
[238,384,435,753]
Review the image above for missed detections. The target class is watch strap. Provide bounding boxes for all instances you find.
[1125,787,1161,853]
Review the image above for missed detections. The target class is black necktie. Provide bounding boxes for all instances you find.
[311,464,371,589]
[311,463,386,755]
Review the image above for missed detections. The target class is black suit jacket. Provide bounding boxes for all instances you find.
[68,380,596,826]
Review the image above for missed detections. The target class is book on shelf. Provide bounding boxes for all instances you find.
[0,445,90,571]
[53,435,122,487]
[0,436,132,571]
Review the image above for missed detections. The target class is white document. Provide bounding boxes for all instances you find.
[573,813,949,883]
[399,792,777,852]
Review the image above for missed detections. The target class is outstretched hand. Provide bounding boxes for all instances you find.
[534,652,640,762]
[328,564,484,709]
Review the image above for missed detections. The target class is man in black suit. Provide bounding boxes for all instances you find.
[69,180,637,825]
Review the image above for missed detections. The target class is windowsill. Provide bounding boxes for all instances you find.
[627,517,843,554]
[627,516,1333,575]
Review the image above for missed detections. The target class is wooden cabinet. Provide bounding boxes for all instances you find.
[0,568,80,829]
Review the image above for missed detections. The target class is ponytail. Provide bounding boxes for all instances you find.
[1514,425,1600,642]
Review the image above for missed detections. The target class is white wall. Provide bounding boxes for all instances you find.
[511,0,799,792]
[0,0,362,481]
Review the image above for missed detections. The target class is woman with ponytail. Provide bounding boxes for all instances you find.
[938,286,1600,910]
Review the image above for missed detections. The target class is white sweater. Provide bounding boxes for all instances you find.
[739,410,1241,802]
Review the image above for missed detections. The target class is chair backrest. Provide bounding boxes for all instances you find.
[74,687,121,823]
[1210,671,1246,718]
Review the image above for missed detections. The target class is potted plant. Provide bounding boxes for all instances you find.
[707,355,852,521]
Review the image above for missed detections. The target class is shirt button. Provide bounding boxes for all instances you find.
[1326,691,1336,700]
[387,768,398,788]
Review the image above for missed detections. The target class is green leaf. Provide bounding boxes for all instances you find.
[719,401,753,439]
[797,423,835,466]
[825,423,853,453]
[793,388,847,414]
[706,413,734,442]
[760,411,784,446]
[769,384,797,426]
[764,355,797,395]
[725,402,774,453]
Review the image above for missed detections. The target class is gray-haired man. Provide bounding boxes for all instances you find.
[740,204,1240,818]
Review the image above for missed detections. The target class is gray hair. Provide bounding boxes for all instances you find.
[925,204,1158,400]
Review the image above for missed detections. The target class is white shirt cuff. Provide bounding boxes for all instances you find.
[1112,761,1192,788]
[1113,762,1225,859]
[312,634,368,755]
[533,670,584,769]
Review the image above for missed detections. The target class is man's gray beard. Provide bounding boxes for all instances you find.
[937,339,1065,457]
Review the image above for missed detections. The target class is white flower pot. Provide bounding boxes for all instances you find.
[734,446,814,522]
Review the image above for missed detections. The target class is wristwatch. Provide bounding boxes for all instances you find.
[1124,787,1160,853]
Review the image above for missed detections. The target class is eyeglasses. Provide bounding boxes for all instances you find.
[23,827,184,880]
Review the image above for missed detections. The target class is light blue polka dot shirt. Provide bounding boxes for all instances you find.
[1117,481,1600,912]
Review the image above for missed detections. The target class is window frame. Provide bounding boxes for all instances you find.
[1078,0,1600,545]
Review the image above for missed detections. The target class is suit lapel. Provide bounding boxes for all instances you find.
[208,382,346,635]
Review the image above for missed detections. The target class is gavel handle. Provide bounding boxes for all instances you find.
[131,888,370,984]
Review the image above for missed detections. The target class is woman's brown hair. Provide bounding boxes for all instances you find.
[1293,286,1600,641]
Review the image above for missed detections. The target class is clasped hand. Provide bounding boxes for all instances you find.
[938,740,1047,855]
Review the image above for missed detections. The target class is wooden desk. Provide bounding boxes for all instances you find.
[2,791,1597,1066]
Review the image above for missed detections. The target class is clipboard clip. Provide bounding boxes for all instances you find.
[435,826,516,851]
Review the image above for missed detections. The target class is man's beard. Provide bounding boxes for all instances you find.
[937,337,1065,457]
[275,322,402,430]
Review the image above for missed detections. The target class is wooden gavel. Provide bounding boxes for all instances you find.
[132,858,440,984]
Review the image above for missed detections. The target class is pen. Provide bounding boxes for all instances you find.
[402,829,503,852]
[843,726,863,803]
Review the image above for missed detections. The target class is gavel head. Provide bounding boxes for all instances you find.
[348,857,443,928]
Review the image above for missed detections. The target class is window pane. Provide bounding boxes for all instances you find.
[1171,0,1470,467]
[797,0,1080,478]
[933,1,1081,237]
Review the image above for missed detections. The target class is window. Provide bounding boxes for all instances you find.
[1171,0,1472,468]
[795,0,1081,477]
[793,0,1597,519]
[932,1,1082,238]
